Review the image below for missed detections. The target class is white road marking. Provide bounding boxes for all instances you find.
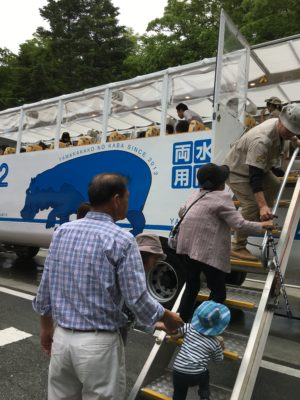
[261,360,300,378]
[0,286,34,300]
[0,327,32,347]
[1,285,299,381]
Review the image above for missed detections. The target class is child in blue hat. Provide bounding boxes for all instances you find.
[172,300,230,400]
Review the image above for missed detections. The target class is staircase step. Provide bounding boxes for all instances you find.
[141,373,231,400]
[222,331,248,359]
[230,258,263,268]
[279,175,298,184]
[197,294,255,310]
[197,286,261,309]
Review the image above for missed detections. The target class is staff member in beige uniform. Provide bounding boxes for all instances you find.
[224,103,300,261]
[260,96,282,123]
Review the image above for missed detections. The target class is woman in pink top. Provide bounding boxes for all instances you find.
[176,163,273,322]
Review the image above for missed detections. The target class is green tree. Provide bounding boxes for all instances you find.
[135,0,220,73]
[37,0,135,93]
[239,0,300,44]
[13,36,60,105]
[125,0,300,74]
[0,48,18,110]
[125,0,238,75]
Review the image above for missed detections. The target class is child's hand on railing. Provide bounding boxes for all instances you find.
[216,336,225,350]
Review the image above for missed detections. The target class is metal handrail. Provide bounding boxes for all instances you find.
[127,283,186,400]
[231,176,300,400]
[261,147,299,267]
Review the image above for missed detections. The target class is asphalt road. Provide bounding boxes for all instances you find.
[0,250,300,400]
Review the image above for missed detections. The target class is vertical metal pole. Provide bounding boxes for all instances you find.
[55,99,63,149]
[160,72,171,136]
[231,178,300,399]
[211,9,226,163]
[102,88,111,143]
[16,107,25,153]
[239,46,250,125]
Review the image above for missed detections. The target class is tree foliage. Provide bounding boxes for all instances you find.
[13,36,59,105]
[125,0,300,74]
[0,0,135,110]
[37,0,134,93]
[125,0,222,75]
[0,0,300,111]
[239,0,300,43]
[0,48,18,109]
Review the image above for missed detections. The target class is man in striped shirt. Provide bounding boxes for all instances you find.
[172,301,230,400]
[33,173,183,400]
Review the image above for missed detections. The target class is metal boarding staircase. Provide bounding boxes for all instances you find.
[128,150,300,400]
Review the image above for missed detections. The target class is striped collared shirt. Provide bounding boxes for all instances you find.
[173,324,223,374]
[33,212,164,331]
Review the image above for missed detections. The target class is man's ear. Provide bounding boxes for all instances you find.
[112,193,120,208]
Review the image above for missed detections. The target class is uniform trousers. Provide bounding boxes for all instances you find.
[228,171,280,250]
[48,326,125,400]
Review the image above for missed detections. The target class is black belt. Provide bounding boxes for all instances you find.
[58,326,114,333]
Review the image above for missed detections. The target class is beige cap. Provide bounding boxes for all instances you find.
[136,233,166,260]
[265,96,281,105]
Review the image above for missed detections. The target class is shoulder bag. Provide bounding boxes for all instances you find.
[168,191,210,250]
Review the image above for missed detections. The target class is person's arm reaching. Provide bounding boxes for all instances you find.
[249,165,273,221]
[118,238,183,330]
[160,309,183,333]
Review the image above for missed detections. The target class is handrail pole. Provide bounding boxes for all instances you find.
[261,148,299,262]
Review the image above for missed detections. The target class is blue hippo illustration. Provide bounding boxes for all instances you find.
[20,150,152,235]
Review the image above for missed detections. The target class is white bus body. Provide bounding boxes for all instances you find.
[1,13,299,304]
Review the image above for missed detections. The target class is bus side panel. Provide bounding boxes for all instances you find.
[0,133,213,247]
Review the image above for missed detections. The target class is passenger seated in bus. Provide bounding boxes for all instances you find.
[244,113,257,131]
[188,119,206,132]
[145,127,160,137]
[175,120,189,133]
[176,103,203,124]
[26,144,44,152]
[60,131,72,146]
[137,131,146,138]
[38,141,50,150]
[49,141,68,149]
[77,136,94,146]
[0,145,7,155]
[107,131,128,142]
[87,129,100,143]
[260,96,282,123]
[166,124,174,134]
[4,147,16,155]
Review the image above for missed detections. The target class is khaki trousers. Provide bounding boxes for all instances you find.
[48,326,126,400]
[228,172,280,250]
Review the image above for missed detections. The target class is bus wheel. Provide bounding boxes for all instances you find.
[15,246,40,259]
[146,253,185,309]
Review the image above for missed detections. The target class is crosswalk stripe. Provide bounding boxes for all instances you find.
[261,360,300,378]
[0,327,32,347]
[0,286,34,300]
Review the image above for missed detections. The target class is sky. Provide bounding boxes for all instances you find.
[0,0,168,54]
